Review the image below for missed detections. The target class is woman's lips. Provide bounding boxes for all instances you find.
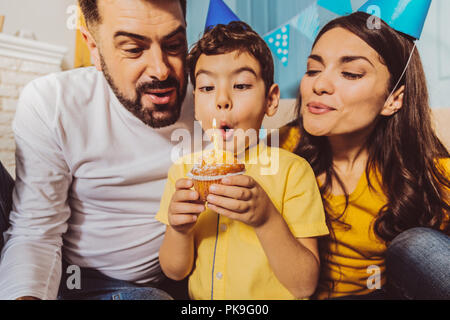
[307,102,336,115]
[143,88,175,105]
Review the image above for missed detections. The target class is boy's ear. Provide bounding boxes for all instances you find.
[265,84,280,117]
[80,26,102,71]
[381,85,405,117]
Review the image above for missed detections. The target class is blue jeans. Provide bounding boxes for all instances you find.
[336,227,450,300]
[58,260,188,300]
[385,227,450,300]
[0,161,14,252]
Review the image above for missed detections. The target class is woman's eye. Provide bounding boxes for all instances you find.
[306,70,320,76]
[234,84,252,90]
[342,72,364,80]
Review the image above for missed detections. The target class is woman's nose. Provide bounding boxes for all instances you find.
[313,72,334,96]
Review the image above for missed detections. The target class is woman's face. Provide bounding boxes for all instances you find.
[300,27,392,137]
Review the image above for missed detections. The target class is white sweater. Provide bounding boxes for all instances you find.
[0,67,196,299]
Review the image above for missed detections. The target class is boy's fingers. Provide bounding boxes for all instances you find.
[175,178,194,190]
[169,214,198,226]
[172,189,200,202]
[221,175,255,188]
[209,184,252,200]
[170,201,205,215]
[207,194,249,213]
[207,203,241,221]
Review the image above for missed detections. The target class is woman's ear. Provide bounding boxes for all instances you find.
[80,26,102,71]
[381,85,405,116]
[265,84,280,117]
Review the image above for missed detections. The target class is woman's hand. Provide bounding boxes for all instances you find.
[206,175,278,228]
[168,178,205,235]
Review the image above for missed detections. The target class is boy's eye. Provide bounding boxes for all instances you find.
[342,72,364,80]
[234,84,252,90]
[199,86,215,92]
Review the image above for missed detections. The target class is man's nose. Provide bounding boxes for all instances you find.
[313,71,335,96]
[216,87,232,110]
[145,45,170,81]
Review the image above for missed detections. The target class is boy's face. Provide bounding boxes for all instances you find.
[193,51,279,154]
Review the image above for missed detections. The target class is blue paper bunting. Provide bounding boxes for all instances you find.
[317,0,353,15]
[263,24,291,67]
[291,3,321,42]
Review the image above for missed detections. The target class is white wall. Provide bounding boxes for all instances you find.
[417,0,450,108]
[0,0,77,70]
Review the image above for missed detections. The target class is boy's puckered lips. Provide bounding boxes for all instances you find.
[219,120,235,141]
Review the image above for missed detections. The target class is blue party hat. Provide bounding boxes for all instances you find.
[357,0,432,39]
[205,0,240,31]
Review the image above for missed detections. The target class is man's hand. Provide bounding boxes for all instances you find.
[206,175,278,228]
[16,296,40,300]
[168,178,205,235]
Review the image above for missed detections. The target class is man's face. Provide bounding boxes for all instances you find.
[91,0,188,128]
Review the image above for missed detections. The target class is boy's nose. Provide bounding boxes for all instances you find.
[216,89,232,110]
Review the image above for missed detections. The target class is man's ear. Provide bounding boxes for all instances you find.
[80,26,102,71]
[265,84,280,117]
[381,85,405,116]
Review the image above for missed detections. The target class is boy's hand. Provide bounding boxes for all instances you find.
[206,175,278,228]
[168,178,205,235]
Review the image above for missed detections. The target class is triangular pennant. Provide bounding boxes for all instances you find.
[291,3,321,42]
[205,0,240,31]
[264,24,290,67]
[317,0,353,15]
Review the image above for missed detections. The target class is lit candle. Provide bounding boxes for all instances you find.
[212,118,219,159]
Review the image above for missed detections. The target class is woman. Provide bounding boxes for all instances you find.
[280,12,450,299]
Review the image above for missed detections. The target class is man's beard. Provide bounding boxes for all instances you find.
[100,54,187,128]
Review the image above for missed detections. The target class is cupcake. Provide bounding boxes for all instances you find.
[188,149,246,202]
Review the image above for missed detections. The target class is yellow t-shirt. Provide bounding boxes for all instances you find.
[280,125,450,299]
[156,142,329,300]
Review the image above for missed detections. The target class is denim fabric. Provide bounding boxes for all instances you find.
[385,227,450,300]
[0,161,14,252]
[58,261,176,300]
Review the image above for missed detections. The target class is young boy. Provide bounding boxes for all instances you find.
[156,21,328,300]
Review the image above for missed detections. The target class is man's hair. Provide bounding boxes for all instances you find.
[187,21,274,95]
[78,0,187,27]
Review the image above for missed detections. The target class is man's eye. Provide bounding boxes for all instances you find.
[164,41,186,54]
[123,47,144,55]
[342,72,364,80]
[234,84,252,90]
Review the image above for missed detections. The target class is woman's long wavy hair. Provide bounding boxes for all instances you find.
[294,12,450,294]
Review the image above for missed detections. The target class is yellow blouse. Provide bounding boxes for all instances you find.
[279,124,450,299]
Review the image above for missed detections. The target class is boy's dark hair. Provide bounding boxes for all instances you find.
[78,0,187,27]
[187,21,275,95]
